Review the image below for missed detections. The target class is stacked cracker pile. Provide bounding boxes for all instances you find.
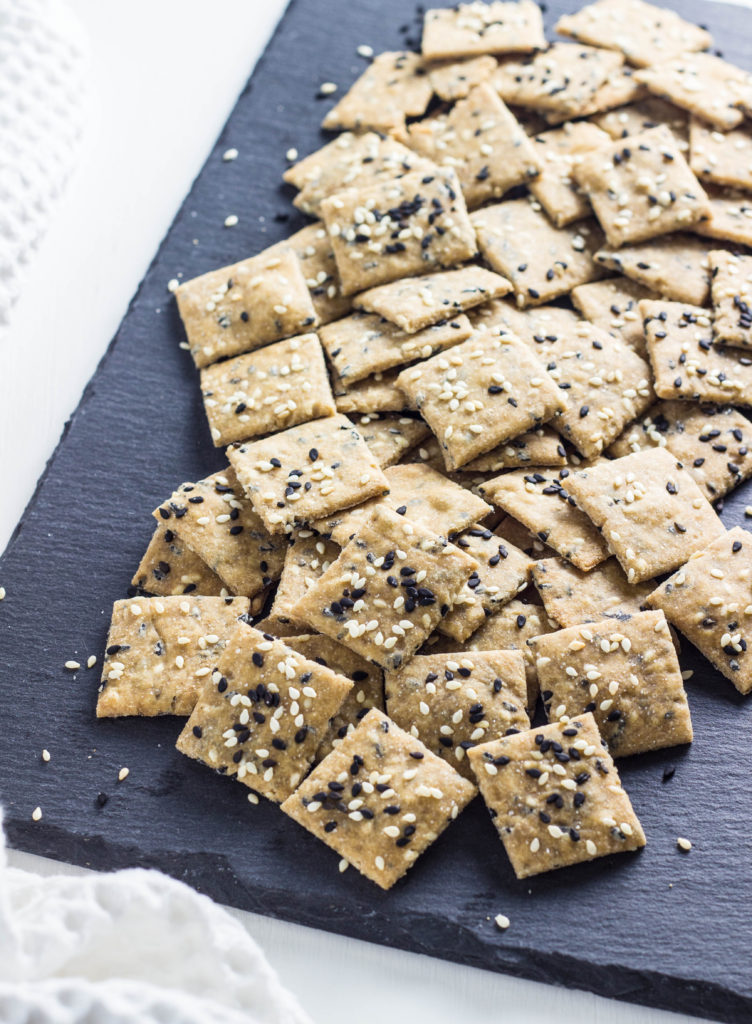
[98,0,752,889]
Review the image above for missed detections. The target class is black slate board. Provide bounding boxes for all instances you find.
[2,1,752,1019]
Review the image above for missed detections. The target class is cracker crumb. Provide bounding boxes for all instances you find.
[31,806,42,821]
[224,214,239,228]
[494,913,511,930]
[222,147,238,161]
[87,655,97,669]
[64,660,80,671]
[41,749,50,763]
[677,837,692,852]
[118,767,130,782]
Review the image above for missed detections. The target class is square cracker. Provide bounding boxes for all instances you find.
[471,200,604,307]
[462,425,567,473]
[555,0,712,68]
[428,55,498,102]
[493,43,624,118]
[640,298,752,404]
[282,633,384,762]
[311,463,492,547]
[529,122,611,228]
[176,624,352,803]
[473,299,582,343]
[350,413,431,469]
[321,52,432,134]
[572,125,710,247]
[284,132,435,219]
[524,319,654,459]
[709,249,752,349]
[334,370,413,415]
[265,222,351,326]
[531,556,654,629]
[355,266,511,334]
[227,414,389,536]
[321,310,473,386]
[594,233,711,307]
[467,712,646,878]
[263,532,341,636]
[406,84,542,209]
[570,277,654,356]
[444,523,533,622]
[396,328,565,471]
[153,468,285,598]
[646,526,752,695]
[97,595,250,717]
[320,167,477,296]
[689,118,752,193]
[530,610,692,758]
[281,708,476,889]
[176,249,317,369]
[385,650,529,780]
[540,67,646,126]
[290,504,478,672]
[479,468,611,572]
[564,447,725,583]
[592,97,689,146]
[693,186,752,248]
[422,1,545,60]
[200,333,335,447]
[496,516,556,561]
[132,524,225,598]
[635,53,752,131]
[608,401,752,503]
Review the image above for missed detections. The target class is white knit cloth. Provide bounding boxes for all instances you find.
[0,0,88,332]
[0,812,311,1024]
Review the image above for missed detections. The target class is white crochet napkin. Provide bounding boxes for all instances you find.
[0,0,88,334]
[0,811,311,1024]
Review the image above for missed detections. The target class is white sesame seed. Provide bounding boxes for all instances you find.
[357,44,373,57]
[677,836,692,852]
[248,793,259,805]
[286,147,298,161]
[338,858,349,872]
[494,913,510,931]
[41,749,50,762]
[64,660,80,671]
[31,806,42,822]
[222,147,239,161]
[87,655,97,669]
[167,278,179,293]
[224,214,239,227]
[319,81,337,95]
[118,767,130,782]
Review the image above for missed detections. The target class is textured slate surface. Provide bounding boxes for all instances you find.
[1,0,751,1019]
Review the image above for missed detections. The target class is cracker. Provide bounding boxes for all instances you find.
[496,516,556,560]
[452,523,533,613]
[555,0,712,68]
[153,468,285,597]
[385,650,529,779]
[709,249,752,349]
[422,1,545,60]
[264,532,341,636]
[355,267,511,333]
[283,633,384,761]
[471,200,604,307]
[406,84,542,208]
[132,524,225,598]
[312,463,492,546]
[266,222,352,326]
[396,328,566,471]
[532,610,692,757]
[176,624,353,802]
[531,556,654,628]
[321,168,477,296]
[322,311,474,386]
[592,97,689,147]
[200,333,335,447]
[176,249,317,369]
[565,447,725,582]
[609,401,752,503]
[693,186,752,247]
[321,52,432,134]
[334,369,413,415]
[594,234,711,306]
[570,276,654,355]
[526,319,655,459]
[640,298,752,404]
[476,300,583,343]
[462,426,567,473]
[529,122,611,228]
[572,125,710,247]
[689,118,752,193]
[97,595,250,717]
[634,53,752,132]
[281,708,476,889]
[494,43,624,118]
[428,55,498,101]
[646,526,752,695]
[349,413,432,468]
[284,132,435,219]
[539,67,646,126]
[290,504,478,671]
[227,414,389,536]
[479,468,611,571]
[467,712,646,878]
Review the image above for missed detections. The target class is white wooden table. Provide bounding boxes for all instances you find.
[2,2,734,1020]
